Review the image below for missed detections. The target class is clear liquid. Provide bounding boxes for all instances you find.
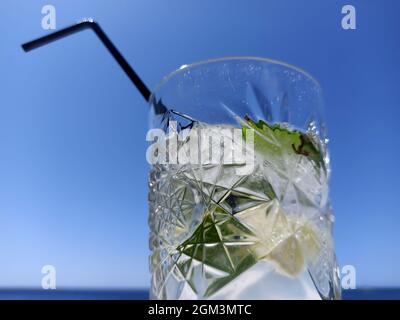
[200,261,320,300]
[149,123,340,300]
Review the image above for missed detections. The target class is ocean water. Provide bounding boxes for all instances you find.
[0,288,399,300]
[0,289,149,300]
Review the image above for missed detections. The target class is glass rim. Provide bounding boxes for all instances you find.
[149,56,321,101]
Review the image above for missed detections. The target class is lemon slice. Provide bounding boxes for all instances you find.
[267,234,304,276]
[266,223,320,277]
[236,199,320,277]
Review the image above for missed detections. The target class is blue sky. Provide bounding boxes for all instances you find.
[0,0,399,289]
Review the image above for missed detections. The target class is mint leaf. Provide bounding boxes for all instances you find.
[242,116,324,170]
[176,207,259,297]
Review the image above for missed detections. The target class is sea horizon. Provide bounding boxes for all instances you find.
[0,288,399,300]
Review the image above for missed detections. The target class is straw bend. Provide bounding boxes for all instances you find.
[21,19,151,102]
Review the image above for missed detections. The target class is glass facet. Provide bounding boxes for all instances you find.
[148,57,341,300]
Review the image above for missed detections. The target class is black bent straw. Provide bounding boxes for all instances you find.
[22,19,151,102]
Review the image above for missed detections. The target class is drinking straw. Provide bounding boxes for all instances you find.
[22,19,151,102]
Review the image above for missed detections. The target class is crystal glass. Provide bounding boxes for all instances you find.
[148,57,341,300]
